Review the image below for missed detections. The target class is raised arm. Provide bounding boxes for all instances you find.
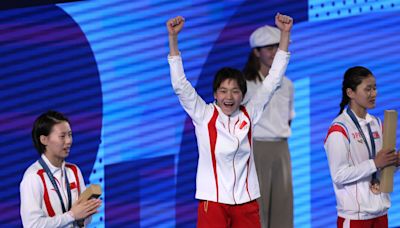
[246,13,293,124]
[167,16,208,123]
[275,13,292,52]
[167,16,185,56]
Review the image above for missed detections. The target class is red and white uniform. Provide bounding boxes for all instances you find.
[168,50,290,205]
[20,154,87,228]
[324,109,390,220]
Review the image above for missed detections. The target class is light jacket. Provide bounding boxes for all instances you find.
[168,50,290,204]
[324,109,390,219]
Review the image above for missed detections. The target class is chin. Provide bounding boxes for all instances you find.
[221,105,239,116]
[222,110,233,116]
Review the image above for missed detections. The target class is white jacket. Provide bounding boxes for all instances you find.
[243,75,294,140]
[169,50,290,204]
[324,109,390,220]
[20,154,87,228]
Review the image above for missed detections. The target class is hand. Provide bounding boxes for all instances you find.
[374,148,397,169]
[69,198,102,220]
[275,13,293,32]
[166,16,185,36]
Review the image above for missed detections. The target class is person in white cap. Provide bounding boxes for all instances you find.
[242,24,295,228]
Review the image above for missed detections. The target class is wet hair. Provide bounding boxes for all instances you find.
[338,66,373,115]
[32,110,70,155]
[213,67,247,97]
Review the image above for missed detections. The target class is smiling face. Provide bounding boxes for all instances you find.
[347,75,377,113]
[214,78,243,116]
[255,44,279,71]
[40,121,72,164]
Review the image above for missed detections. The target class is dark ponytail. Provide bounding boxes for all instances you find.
[338,91,350,116]
[338,66,373,115]
[243,49,262,82]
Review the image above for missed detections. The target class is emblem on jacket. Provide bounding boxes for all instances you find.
[372,131,380,139]
[239,121,248,129]
[352,132,364,144]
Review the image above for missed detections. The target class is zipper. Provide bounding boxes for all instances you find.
[228,116,231,134]
[231,136,240,204]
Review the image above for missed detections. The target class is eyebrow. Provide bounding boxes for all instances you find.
[218,87,240,90]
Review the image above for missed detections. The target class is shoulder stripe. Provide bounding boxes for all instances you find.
[325,122,349,143]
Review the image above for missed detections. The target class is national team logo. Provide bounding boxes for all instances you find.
[70,182,77,190]
[372,131,380,139]
[352,132,364,144]
[239,121,248,129]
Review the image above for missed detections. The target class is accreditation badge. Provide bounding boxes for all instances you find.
[370,178,381,194]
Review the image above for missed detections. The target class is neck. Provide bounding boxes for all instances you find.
[259,64,270,79]
[349,104,367,119]
[44,154,63,168]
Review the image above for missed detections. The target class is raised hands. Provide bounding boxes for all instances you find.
[166,14,293,55]
[166,16,185,36]
[275,13,293,32]
[275,13,293,52]
[167,16,185,56]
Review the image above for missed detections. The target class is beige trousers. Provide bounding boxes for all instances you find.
[253,140,293,228]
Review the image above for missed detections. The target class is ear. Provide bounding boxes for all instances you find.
[346,88,355,99]
[253,48,260,58]
[40,135,48,146]
[214,91,221,104]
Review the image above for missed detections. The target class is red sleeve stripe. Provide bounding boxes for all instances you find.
[37,169,55,217]
[325,124,349,143]
[208,106,219,202]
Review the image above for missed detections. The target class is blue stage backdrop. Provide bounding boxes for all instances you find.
[0,0,399,227]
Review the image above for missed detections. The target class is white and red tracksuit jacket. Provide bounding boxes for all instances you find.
[324,109,392,220]
[168,50,290,205]
[20,154,87,227]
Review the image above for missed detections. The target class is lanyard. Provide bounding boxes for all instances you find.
[346,109,378,179]
[39,158,72,213]
[346,108,376,159]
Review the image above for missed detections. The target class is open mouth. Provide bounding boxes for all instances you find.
[223,101,234,107]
